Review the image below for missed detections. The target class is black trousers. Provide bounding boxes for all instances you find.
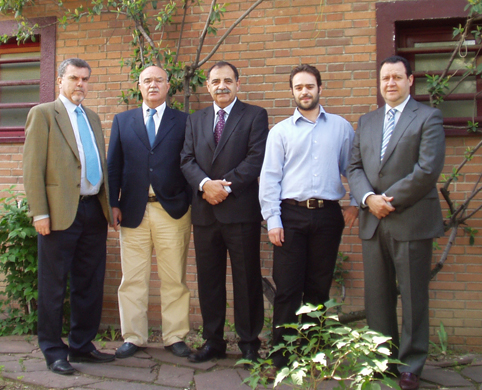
[193,220,264,353]
[271,201,344,367]
[37,196,108,365]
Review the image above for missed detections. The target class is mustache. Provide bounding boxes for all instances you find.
[215,88,231,94]
[300,94,312,99]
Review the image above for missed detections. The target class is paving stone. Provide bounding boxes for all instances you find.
[1,369,100,388]
[421,368,473,386]
[0,355,18,362]
[462,366,482,383]
[156,364,194,387]
[146,347,217,370]
[1,357,45,372]
[194,367,250,390]
[85,380,177,390]
[71,362,157,382]
[0,340,36,354]
[111,355,157,368]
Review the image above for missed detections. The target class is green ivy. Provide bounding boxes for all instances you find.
[0,188,38,335]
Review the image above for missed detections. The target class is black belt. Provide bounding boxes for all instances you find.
[79,195,95,202]
[282,198,338,209]
[147,196,158,203]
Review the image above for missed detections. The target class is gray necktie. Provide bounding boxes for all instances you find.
[75,106,100,186]
[146,108,157,147]
[381,108,397,160]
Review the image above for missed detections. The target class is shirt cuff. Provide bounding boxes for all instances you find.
[33,214,49,222]
[199,177,211,192]
[267,215,283,231]
[361,192,375,208]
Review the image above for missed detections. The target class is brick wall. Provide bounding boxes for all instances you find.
[1,0,481,351]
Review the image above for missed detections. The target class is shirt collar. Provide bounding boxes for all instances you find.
[213,98,237,116]
[293,104,326,124]
[143,102,166,118]
[59,94,83,114]
[385,95,411,115]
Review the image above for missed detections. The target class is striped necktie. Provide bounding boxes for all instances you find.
[381,108,397,160]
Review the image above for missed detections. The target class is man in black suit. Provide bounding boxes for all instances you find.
[347,56,445,390]
[181,61,269,363]
[108,65,192,359]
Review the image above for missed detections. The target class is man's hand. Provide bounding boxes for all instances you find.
[34,218,51,236]
[342,206,359,229]
[202,180,231,205]
[112,207,122,231]
[268,227,284,247]
[366,194,395,219]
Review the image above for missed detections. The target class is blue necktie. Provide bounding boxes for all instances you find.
[146,108,157,147]
[75,106,100,186]
[381,108,397,160]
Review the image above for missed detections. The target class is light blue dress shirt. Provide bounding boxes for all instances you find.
[259,105,356,231]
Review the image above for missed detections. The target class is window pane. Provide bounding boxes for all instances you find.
[422,100,475,117]
[415,75,476,95]
[415,52,475,72]
[0,51,40,127]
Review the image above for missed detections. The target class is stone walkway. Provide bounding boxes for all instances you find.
[1,336,482,389]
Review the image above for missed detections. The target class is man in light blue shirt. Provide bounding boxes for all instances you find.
[259,64,358,369]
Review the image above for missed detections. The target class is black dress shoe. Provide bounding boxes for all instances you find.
[48,359,75,375]
[115,342,145,359]
[399,372,420,390]
[165,341,191,357]
[69,349,115,363]
[242,349,260,369]
[188,344,226,363]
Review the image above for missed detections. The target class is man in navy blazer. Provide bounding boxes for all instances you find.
[108,66,192,359]
[347,56,445,390]
[181,61,269,364]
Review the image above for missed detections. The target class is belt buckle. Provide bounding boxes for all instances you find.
[307,199,323,209]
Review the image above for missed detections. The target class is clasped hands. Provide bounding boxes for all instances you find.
[202,180,232,205]
[366,194,395,219]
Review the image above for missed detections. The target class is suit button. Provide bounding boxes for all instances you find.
[150,168,153,172]
[77,184,80,187]
[150,151,154,155]
[77,165,81,169]
[379,173,383,178]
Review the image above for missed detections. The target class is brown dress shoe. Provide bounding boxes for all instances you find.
[399,372,420,390]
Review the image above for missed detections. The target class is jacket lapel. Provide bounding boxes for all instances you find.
[380,98,417,169]
[84,108,106,160]
[54,99,80,161]
[370,108,384,168]
[131,107,151,150]
[213,99,244,161]
[202,106,216,154]
[152,106,175,149]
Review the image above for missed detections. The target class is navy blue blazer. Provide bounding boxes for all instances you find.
[107,106,191,228]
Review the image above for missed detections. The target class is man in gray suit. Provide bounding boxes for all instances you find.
[347,55,445,390]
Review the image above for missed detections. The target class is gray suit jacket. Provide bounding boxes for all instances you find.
[23,99,111,231]
[347,97,445,241]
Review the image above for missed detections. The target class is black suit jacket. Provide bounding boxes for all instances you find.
[180,99,269,226]
[108,106,191,228]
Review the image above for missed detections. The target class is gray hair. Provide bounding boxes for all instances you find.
[58,58,92,78]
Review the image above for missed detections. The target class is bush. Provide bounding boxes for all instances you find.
[240,301,400,390]
[0,188,38,335]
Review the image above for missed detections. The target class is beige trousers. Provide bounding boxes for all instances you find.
[118,202,191,346]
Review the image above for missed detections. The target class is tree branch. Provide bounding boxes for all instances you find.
[197,0,266,68]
